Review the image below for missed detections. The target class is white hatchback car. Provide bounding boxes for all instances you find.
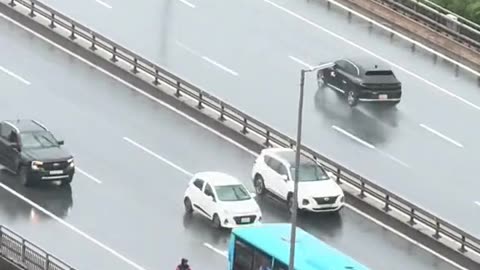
[251,148,345,213]
[183,171,262,229]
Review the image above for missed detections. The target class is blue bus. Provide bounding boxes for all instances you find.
[228,223,369,270]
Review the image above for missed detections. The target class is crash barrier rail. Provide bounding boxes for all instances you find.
[321,0,480,81]
[2,0,480,265]
[365,0,480,51]
[0,225,74,270]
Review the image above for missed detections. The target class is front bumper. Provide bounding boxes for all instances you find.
[298,197,345,212]
[219,213,262,229]
[28,166,75,182]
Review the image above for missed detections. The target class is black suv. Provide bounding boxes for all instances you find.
[0,120,74,187]
[318,58,402,107]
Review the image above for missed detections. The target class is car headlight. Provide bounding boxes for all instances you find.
[31,161,43,170]
[67,158,75,168]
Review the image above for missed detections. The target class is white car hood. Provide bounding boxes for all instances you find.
[297,180,343,198]
[220,199,260,215]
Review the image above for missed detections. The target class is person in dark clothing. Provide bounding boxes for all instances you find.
[176,258,191,270]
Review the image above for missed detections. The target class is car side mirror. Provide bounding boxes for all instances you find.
[57,140,64,145]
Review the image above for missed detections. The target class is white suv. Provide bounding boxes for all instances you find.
[251,148,345,213]
[183,171,262,229]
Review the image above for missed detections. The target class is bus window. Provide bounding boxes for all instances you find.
[273,260,288,270]
[233,239,254,270]
[253,249,272,270]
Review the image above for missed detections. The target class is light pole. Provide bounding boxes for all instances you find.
[288,62,334,270]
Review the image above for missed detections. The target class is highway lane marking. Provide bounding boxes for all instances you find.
[0,182,149,270]
[203,243,227,258]
[76,167,102,184]
[332,125,375,149]
[178,0,196,8]
[0,10,257,158]
[0,65,31,85]
[475,201,480,207]
[95,0,112,9]
[263,0,480,112]
[176,40,239,76]
[123,137,194,176]
[332,125,410,168]
[419,124,464,148]
[288,55,313,69]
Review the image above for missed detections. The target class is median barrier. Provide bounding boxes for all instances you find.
[0,0,479,268]
[0,225,74,270]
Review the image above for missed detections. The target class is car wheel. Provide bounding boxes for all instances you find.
[254,175,266,196]
[184,197,194,214]
[212,214,222,229]
[19,166,32,187]
[287,194,295,214]
[347,90,358,107]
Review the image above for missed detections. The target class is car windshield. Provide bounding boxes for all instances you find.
[214,185,251,202]
[290,162,330,182]
[20,131,58,149]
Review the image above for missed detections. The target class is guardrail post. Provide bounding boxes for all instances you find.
[69,24,76,40]
[49,13,55,28]
[8,0,15,7]
[197,92,204,109]
[152,69,159,85]
[383,195,390,212]
[241,119,248,134]
[358,182,366,198]
[408,209,416,225]
[289,141,294,148]
[21,240,25,262]
[45,254,50,269]
[131,58,138,74]
[110,46,118,62]
[175,82,182,97]
[219,104,225,121]
[90,35,97,51]
[264,131,271,147]
[432,219,441,239]
[459,235,466,253]
[335,168,341,184]
[29,2,35,17]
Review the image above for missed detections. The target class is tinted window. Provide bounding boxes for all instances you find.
[204,183,214,197]
[273,260,288,270]
[193,179,204,190]
[290,159,330,182]
[20,131,58,149]
[0,123,13,140]
[215,185,251,202]
[365,70,393,76]
[233,239,253,270]
[265,156,281,172]
[253,249,272,270]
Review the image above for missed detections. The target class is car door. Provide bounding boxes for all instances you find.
[0,123,17,171]
[0,123,8,166]
[265,157,288,199]
[337,60,359,90]
[275,163,291,200]
[190,178,205,212]
[201,183,217,219]
[324,62,342,90]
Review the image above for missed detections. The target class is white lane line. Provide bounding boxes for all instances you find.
[176,41,200,56]
[332,125,375,149]
[378,151,410,168]
[0,182,148,270]
[178,0,196,8]
[474,201,480,207]
[419,124,464,148]
[0,65,31,85]
[76,167,102,184]
[202,56,239,76]
[203,243,227,257]
[264,0,480,112]
[123,137,193,176]
[288,55,313,69]
[95,0,112,9]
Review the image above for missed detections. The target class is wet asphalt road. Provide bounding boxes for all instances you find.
[0,13,461,270]
[30,0,480,236]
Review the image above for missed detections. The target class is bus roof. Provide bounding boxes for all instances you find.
[232,223,369,270]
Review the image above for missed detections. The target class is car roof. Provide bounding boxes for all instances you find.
[340,57,392,74]
[194,171,242,186]
[2,119,47,133]
[261,148,317,167]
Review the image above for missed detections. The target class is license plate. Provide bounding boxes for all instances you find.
[241,217,250,223]
[379,94,388,100]
[50,170,63,175]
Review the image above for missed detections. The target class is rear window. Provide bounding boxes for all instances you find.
[365,70,393,76]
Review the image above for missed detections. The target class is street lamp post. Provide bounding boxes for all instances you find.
[288,63,334,270]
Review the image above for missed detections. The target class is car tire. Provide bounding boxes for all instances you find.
[287,193,294,214]
[19,166,32,187]
[184,197,194,214]
[254,175,266,196]
[347,90,358,107]
[212,214,222,229]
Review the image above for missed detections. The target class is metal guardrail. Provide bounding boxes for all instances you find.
[1,0,480,266]
[369,0,480,51]
[0,225,74,270]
